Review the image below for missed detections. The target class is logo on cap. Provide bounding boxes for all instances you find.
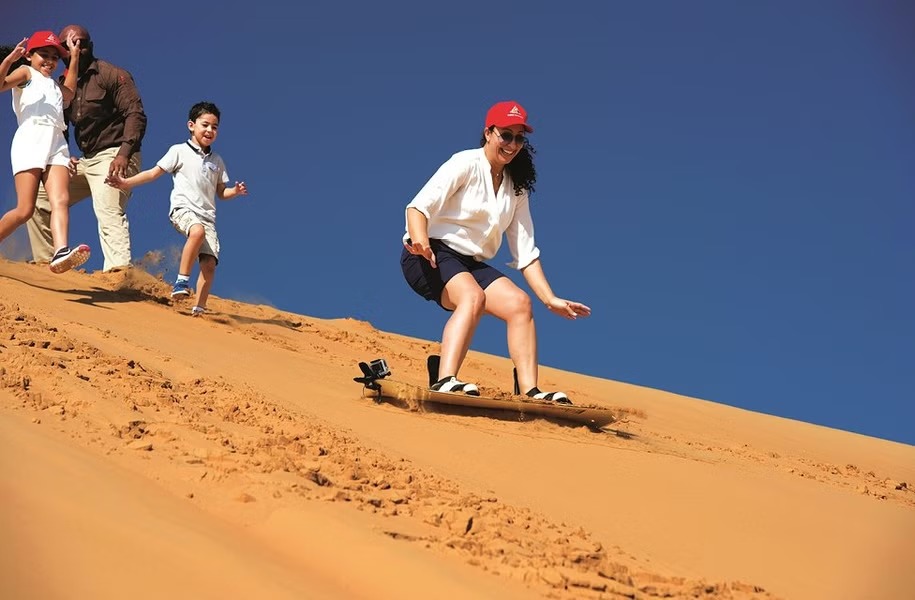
[26,30,68,58]
[485,100,533,132]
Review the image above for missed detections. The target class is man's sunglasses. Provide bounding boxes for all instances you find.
[493,127,526,145]
[61,38,89,49]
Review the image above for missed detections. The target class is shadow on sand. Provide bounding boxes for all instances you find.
[200,311,305,332]
[8,273,306,333]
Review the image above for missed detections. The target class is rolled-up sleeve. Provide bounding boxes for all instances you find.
[504,193,540,269]
[406,153,471,219]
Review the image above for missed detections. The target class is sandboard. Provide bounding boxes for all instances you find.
[354,359,617,430]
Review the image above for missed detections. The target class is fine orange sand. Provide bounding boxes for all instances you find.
[1,257,913,600]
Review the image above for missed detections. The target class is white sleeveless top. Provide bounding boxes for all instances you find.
[11,66,65,130]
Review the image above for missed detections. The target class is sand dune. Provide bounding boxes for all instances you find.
[1,258,913,599]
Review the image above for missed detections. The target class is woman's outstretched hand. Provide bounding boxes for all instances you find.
[404,239,437,269]
[546,297,591,320]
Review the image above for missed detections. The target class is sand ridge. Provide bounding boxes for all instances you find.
[2,258,913,599]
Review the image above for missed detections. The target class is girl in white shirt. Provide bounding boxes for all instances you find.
[0,31,90,273]
[402,101,591,402]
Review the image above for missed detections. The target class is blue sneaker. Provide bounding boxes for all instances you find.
[171,281,190,297]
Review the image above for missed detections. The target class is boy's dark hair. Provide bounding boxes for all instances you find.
[0,45,28,69]
[189,101,220,122]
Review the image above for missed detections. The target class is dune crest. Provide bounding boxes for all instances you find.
[1,258,912,600]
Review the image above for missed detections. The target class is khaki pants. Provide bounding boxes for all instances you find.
[27,147,141,272]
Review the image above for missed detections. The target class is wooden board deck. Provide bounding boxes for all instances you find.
[364,378,617,429]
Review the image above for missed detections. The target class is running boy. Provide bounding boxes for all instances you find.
[0,31,91,273]
[106,101,248,314]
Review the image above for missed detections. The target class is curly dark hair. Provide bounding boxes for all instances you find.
[480,126,537,196]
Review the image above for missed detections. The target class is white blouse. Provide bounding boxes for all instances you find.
[404,148,540,270]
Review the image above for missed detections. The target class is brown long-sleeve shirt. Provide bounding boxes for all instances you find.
[64,58,147,159]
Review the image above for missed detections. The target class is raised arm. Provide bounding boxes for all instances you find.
[58,33,81,105]
[0,38,28,94]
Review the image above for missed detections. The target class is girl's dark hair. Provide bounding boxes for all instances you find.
[480,126,537,196]
[189,101,220,122]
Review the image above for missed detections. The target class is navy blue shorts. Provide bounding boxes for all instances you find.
[401,239,506,311]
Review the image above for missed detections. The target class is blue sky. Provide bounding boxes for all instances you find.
[3,2,913,444]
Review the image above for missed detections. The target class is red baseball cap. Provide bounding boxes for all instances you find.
[26,31,68,59]
[485,101,534,133]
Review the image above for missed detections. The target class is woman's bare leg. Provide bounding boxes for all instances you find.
[482,277,539,393]
[437,272,486,379]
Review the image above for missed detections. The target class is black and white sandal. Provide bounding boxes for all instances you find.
[526,387,572,404]
[431,376,480,396]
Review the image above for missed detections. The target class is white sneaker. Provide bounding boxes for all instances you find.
[49,244,91,274]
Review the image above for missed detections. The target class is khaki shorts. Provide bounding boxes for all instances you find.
[169,207,220,262]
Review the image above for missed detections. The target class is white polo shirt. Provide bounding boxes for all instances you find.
[404,148,541,270]
[157,140,229,225]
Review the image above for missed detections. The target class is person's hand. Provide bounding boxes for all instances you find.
[234,181,248,196]
[108,155,129,180]
[404,238,436,268]
[64,31,80,59]
[104,173,128,190]
[5,38,27,63]
[67,156,79,176]
[545,297,591,320]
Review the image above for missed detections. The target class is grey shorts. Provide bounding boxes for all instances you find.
[400,239,505,310]
[170,207,220,263]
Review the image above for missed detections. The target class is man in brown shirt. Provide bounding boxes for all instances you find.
[27,24,147,272]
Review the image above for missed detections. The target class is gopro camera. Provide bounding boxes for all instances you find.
[368,358,390,378]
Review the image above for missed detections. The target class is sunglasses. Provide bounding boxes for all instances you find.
[60,38,89,49]
[493,127,526,145]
